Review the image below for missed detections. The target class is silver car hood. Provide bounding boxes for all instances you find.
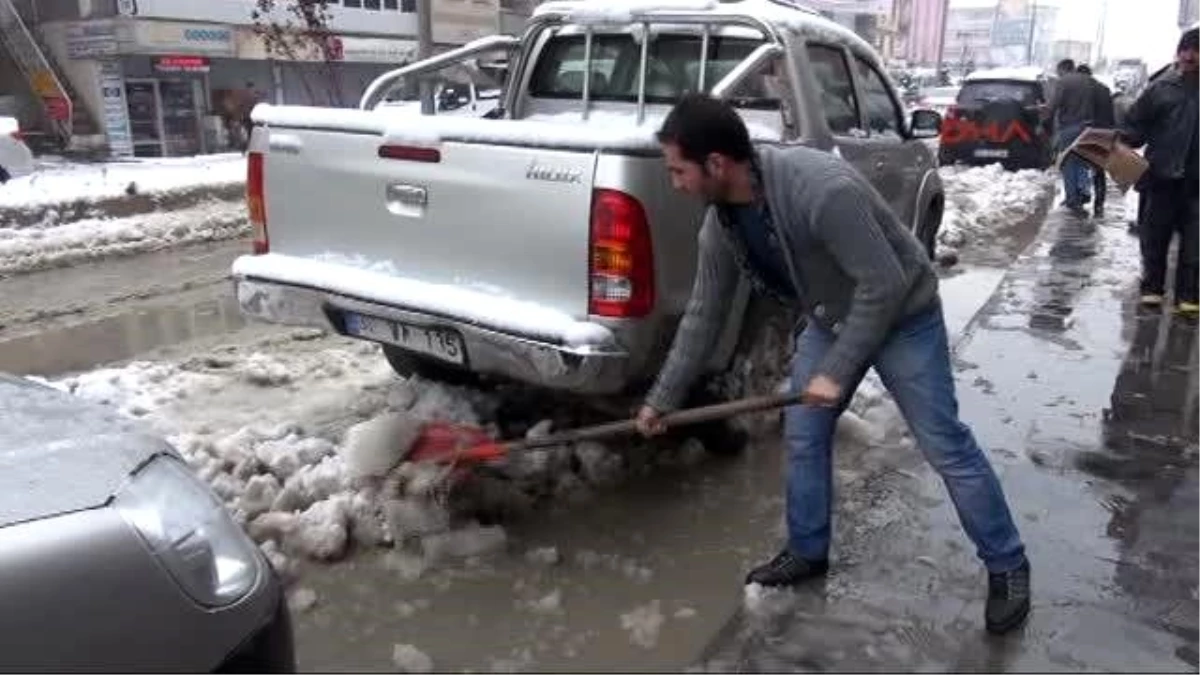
[0,374,173,527]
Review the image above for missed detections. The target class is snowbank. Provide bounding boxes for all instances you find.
[936,164,1056,256]
[0,154,245,210]
[0,199,248,275]
[39,332,706,581]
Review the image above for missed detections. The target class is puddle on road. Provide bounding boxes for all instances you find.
[0,291,246,377]
[293,446,787,673]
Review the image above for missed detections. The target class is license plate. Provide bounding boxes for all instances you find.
[343,313,465,365]
[974,148,1010,159]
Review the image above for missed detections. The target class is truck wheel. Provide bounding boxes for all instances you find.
[696,293,798,452]
[381,345,486,388]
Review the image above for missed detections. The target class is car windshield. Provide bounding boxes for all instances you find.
[529,33,780,109]
[958,80,1039,105]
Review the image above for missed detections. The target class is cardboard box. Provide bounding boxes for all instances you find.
[1061,127,1149,190]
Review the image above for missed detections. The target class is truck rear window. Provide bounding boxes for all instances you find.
[529,33,780,109]
[958,80,1041,106]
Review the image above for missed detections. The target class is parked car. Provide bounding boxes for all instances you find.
[0,373,294,672]
[938,66,1053,171]
[232,0,944,402]
[0,116,35,183]
[914,84,960,118]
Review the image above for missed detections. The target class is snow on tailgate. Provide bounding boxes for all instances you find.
[233,253,616,348]
[535,0,718,23]
[251,104,781,150]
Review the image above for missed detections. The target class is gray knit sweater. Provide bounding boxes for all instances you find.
[645,143,939,413]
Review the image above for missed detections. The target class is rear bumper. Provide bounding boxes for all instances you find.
[233,276,634,395]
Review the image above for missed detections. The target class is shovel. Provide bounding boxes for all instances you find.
[404,390,809,468]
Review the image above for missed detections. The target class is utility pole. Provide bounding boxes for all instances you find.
[935,0,950,73]
[417,0,435,114]
[1026,0,1037,66]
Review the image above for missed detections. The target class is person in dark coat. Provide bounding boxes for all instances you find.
[1077,64,1116,216]
[1120,27,1199,317]
[1045,59,1097,215]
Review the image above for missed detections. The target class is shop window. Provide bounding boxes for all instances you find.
[402,0,415,10]
[384,0,398,8]
[364,0,381,8]
[344,0,362,7]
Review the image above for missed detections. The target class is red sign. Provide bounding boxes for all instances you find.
[154,55,210,73]
[940,118,1033,146]
[42,96,71,122]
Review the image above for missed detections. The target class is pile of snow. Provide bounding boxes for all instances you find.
[0,199,247,275]
[936,164,1056,257]
[39,332,707,581]
[0,154,245,210]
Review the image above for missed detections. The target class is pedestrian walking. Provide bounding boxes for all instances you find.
[1120,27,1199,317]
[1077,65,1117,217]
[1045,59,1097,216]
[636,94,1031,635]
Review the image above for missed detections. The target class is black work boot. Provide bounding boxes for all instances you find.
[985,560,1031,634]
[745,549,828,587]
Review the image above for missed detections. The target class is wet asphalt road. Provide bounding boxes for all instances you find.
[697,205,1198,672]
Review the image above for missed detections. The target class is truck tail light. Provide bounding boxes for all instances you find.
[378,145,441,163]
[247,151,268,255]
[589,189,654,318]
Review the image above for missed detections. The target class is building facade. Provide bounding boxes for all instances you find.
[1182,0,1199,28]
[889,0,949,67]
[1,0,515,157]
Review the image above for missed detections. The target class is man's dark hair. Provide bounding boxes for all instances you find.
[1076,64,1092,75]
[1056,58,1076,74]
[656,93,754,164]
[1179,27,1199,53]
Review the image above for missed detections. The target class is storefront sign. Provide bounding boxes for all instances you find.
[234,27,330,62]
[129,20,235,56]
[65,20,120,59]
[433,0,499,45]
[338,36,418,64]
[97,59,134,157]
[155,55,211,73]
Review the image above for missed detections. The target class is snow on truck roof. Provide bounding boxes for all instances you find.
[964,66,1046,84]
[533,0,875,57]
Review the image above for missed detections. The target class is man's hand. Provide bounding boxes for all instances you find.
[635,405,667,437]
[801,375,843,408]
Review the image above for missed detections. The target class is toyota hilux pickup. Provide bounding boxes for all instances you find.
[232,0,945,403]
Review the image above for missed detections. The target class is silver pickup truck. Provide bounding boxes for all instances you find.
[233,0,944,402]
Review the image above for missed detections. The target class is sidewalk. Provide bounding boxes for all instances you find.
[697,204,1198,672]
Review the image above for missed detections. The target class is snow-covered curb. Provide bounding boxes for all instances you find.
[0,154,245,211]
[0,199,248,276]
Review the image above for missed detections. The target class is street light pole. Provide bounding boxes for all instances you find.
[1025,0,1038,66]
[417,0,435,114]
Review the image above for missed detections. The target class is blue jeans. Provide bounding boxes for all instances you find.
[785,303,1027,573]
[1055,124,1093,208]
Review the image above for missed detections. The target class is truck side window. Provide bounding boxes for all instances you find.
[853,56,902,138]
[805,44,860,136]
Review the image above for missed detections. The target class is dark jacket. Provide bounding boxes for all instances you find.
[645,145,938,412]
[1088,77,1116,127]
[1120,70,1199,181]
[1047,71,1096,129]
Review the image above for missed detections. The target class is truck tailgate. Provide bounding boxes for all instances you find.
[260,123,597,319]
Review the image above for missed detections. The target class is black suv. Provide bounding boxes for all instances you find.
[938,69,1054,171]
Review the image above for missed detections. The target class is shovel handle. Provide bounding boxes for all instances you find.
[511,391,805,451]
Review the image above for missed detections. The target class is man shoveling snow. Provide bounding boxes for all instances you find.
[634,95,1031,635]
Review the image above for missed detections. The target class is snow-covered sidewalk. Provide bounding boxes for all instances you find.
[0,154,245,211]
